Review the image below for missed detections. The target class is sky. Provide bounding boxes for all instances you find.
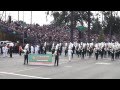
[0,11,54,26]
[0,11,120,26]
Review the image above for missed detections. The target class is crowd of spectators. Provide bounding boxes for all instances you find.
[0,18,119,44]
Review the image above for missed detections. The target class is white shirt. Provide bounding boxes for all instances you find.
[31,46,34,52]
[35,46,38,52]
[4,46,8,52]
[68,49,72,56]
[2,47,5,53]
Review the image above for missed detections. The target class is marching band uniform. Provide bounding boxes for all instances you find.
[68,47,73,62]
[81,46,85,59]
[30,45,34,54]
[2,45,5,57]
[111,48,115,61]
[54,44,60,66]
[43,42,47,54]
[65,43,68,56]
[35,45,39,54]
[9,46,13,58]
[94,47,99,60]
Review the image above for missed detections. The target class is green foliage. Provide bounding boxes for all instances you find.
[91,18,102,34]
[98,30,105,42]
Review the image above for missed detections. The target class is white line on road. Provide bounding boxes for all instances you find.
[95,62,111,65]
[14,67,42,73]
[64,66,72,67]
[0,72,51,79]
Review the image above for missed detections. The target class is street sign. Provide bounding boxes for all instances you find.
[76,26,86,31]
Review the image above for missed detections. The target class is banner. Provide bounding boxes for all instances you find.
[28,54,53,66]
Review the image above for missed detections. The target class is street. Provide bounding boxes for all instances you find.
[0,53,120,79]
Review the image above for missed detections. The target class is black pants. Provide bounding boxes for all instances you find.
[10,53,12,58]
[65,50,67,56]
[89,52,92,58]
[95,53,98,60]
[52,50,55,54]
[76,51,79,57]
[59,50,62,55]
[24,55,28,64]
[100,52,103,59]
[72,52,73,58]
[43,50,46,54]
[82,52,84,59]
[19,51,22,56]
[54,55,59,66]
[108,51,111,57]
[111,53,114,61]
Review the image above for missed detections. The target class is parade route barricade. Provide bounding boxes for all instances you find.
[28,54,53,66]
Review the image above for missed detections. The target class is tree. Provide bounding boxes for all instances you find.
[101,11,119,41]
[91,17,102,34]
[98,30,105,42]
[46,11,93,42]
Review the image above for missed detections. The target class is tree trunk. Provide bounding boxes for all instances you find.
[88,11,91,43]
[109,11,112,42]
[70,11,74,43]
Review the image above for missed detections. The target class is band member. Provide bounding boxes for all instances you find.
[59,43,63,55]
[43,42,47,54]
[68,46,73,62]
[2,44,8,58]
[30,45,34,54]
[111,46,115,61]
[54,44,60,66]
[72,44,75,58]
[52,43,55,55]
[81,46,85,59]
[65,43,68,56]
[9,46,13,58]
[100,46,104,59]
[94,47,99,60]
[76,45,79,57]
[35,45,39,54]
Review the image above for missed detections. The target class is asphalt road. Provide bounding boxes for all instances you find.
[0,53,120,79]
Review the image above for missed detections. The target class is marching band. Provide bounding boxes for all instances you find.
[0,41,120,65]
